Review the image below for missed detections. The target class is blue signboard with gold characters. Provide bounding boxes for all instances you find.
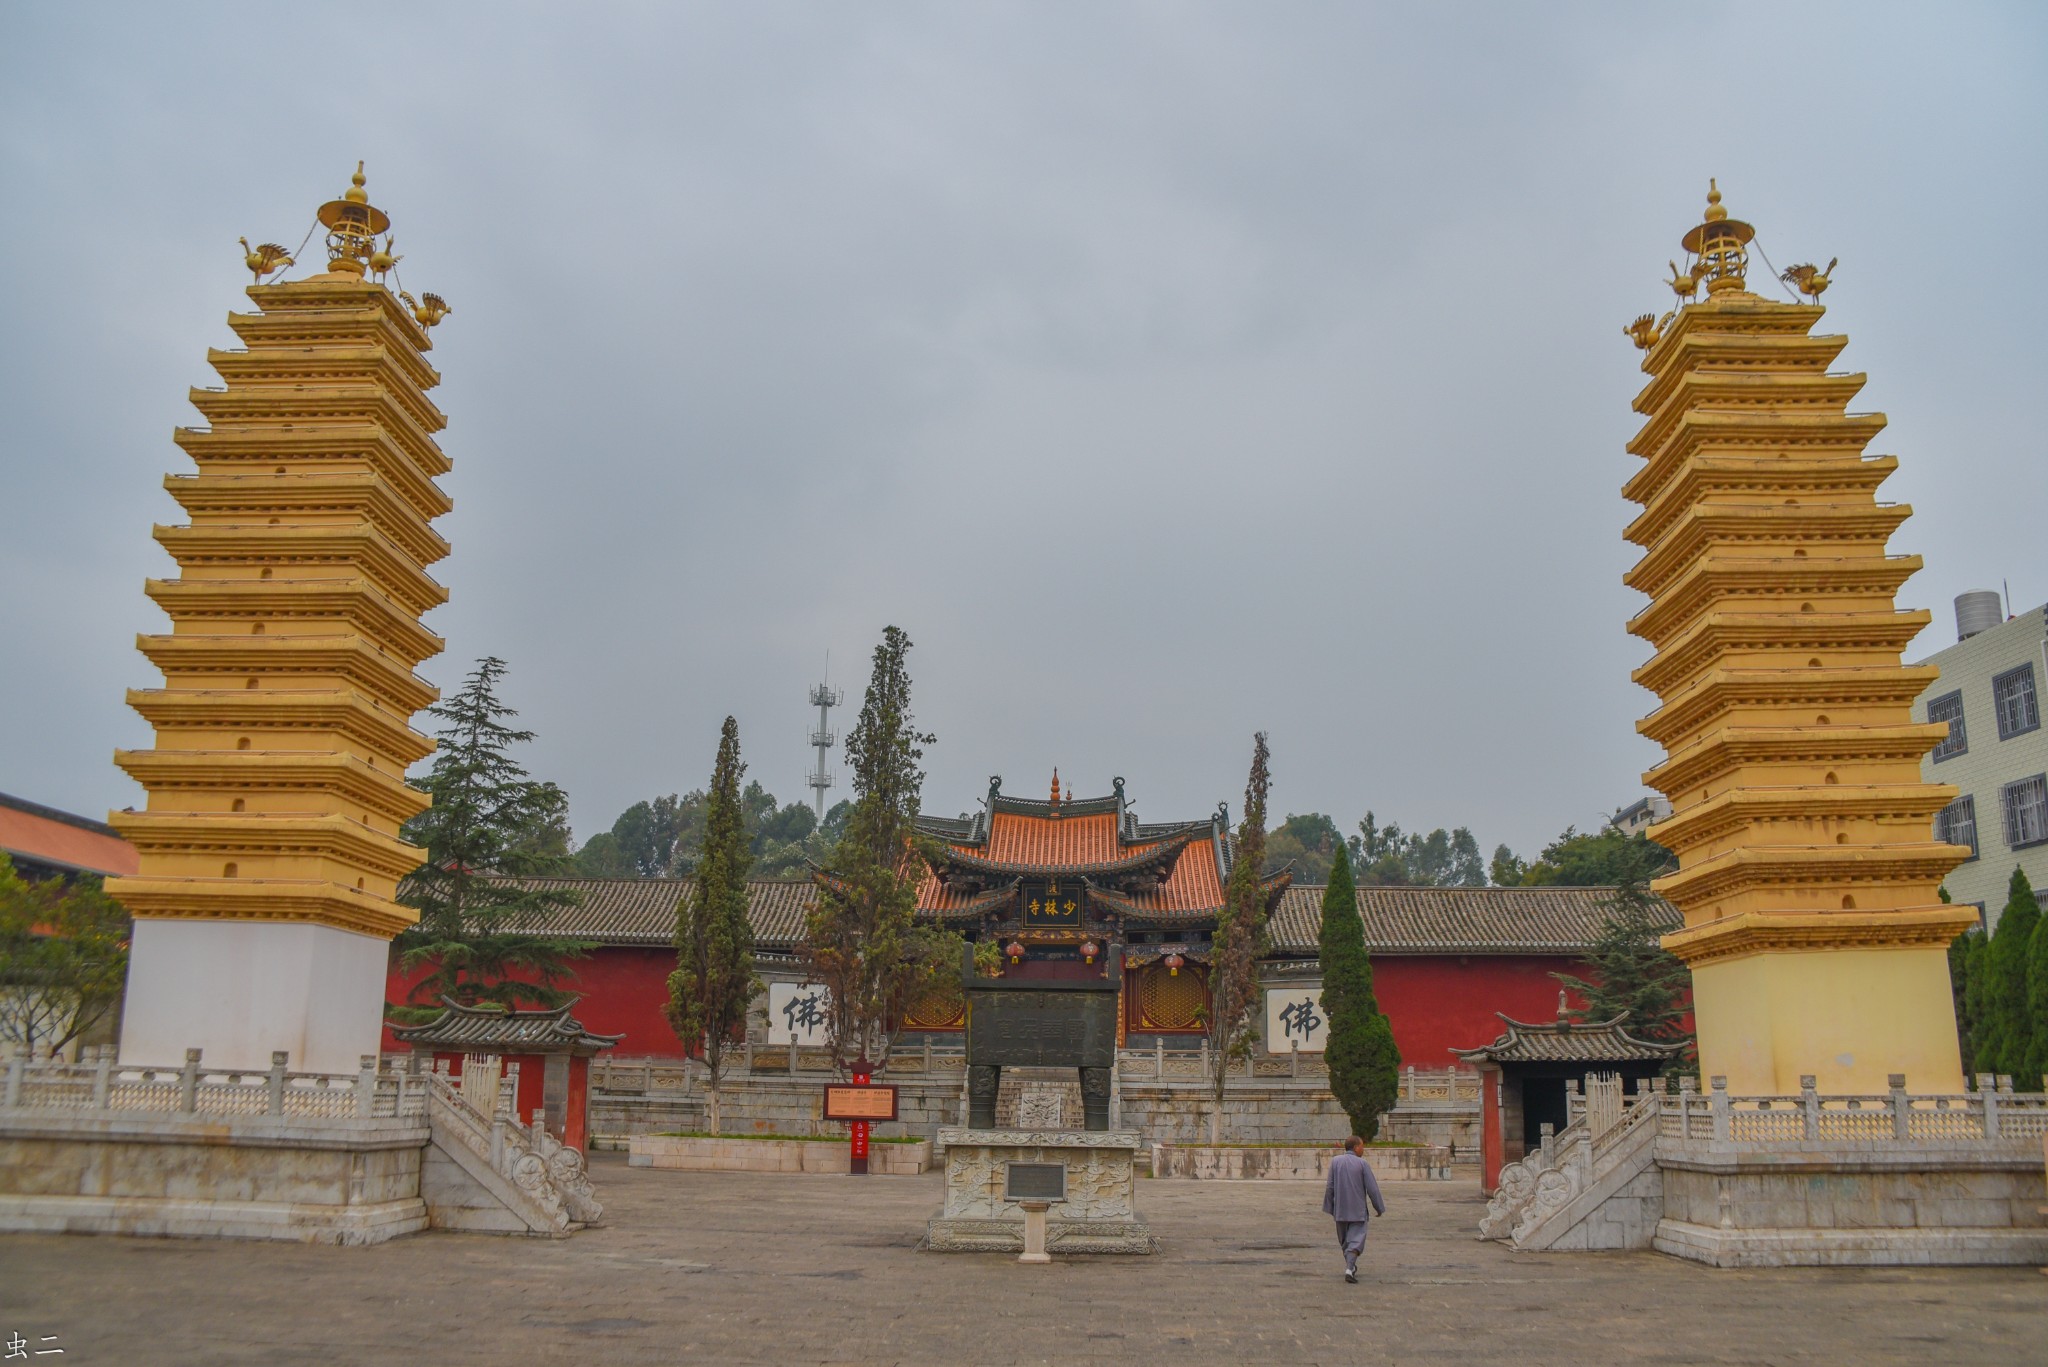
[1023,878,1082,929]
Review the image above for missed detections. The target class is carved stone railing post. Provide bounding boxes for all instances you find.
[1403,1065,1416,1103]
[1708,1076,1730,1143]
[2,1053,23,1108]
[1980,1074,2002,1140]
[178,1048,202,1113]
[1154,1037,1164,1078]
[1888,1074,1910,1140]
[1799,1075,1819,1140]
[356,1054,378,1119]
[267,1051,288,1115]
[1290,1040,1300,1079]
[1565,1077,1582,1130]
[93,1049,114,1109]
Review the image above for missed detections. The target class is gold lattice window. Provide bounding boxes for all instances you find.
[902,976,965,1029]
[1135,963,1207,1030]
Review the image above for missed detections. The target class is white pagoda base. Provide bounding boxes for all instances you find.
[118,919,390,1074]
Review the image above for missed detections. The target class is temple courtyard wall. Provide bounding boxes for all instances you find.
[583,1053,1480,1155]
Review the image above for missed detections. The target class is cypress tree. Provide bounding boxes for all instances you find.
[1319,842,1400,1140]
[2025,896,2048,1091]
[1207,733,1272,1144]
[1948,925,1985,1078]
[801,627,959,1072]
[1978,868,2041,1082]
[665,716,761,1134]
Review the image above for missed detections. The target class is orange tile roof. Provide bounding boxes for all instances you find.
[0,794,140,879]
[981,811,1127,864]
[918,808,1228,919]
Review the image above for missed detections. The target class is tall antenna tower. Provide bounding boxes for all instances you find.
[807,676,842,820]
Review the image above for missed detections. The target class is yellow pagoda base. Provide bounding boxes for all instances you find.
[1674,908,1977,1094]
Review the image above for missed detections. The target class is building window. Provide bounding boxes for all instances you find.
[1993,664,2040,740]
[1935,795,1978,859]
[2003,774,2048,850]
[1926,690,1968,761]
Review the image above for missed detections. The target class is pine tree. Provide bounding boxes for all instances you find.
[1976,868,2041,1082]
[666,716,761,1134]
[1207,732,1272,1144]
[395,657,588,1019]
[801,627,959,1072]
[1318,842,1400,1139]
[1553,873,1693,1052]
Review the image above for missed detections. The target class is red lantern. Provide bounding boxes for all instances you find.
[1163,950,1184,977]
[1081,939,1100,965]
[1007,939,1026,964]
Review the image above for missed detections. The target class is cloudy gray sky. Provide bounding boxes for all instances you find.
[4,3,2043,862]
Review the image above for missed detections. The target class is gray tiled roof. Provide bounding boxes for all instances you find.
[1452,1013,1686,1063]
[390,997,622,1051]
[478,877,1672,957]
[1267,885,1680,956]
[486,877,817,947]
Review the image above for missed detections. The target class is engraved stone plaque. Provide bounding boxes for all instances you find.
[1004,1161,1067,1203]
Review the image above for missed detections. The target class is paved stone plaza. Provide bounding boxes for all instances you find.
[2,1156,2042,1365]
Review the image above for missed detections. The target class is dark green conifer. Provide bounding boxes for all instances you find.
[396,657,587,1019]
[666,716,761,1134]
[1977,868,2041,1082]
[1319,842,1400,1139]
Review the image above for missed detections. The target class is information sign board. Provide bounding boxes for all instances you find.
[822,1083,900,1123]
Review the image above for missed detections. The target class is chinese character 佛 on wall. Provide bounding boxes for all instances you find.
[766,982,833,1047]
[1265,988,1327,1052]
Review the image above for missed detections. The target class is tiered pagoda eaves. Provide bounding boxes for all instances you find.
[1624,184,1973,1094]
[109,166,454,1073]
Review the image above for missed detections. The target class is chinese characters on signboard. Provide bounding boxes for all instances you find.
[1264,988,1328,1052]
[2,1332,62,1358]
[767,982,832,1046]
[1021,878,1081,930]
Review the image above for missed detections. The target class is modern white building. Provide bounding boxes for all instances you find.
[1612,795,1672,840]
[1911,593,2048,929]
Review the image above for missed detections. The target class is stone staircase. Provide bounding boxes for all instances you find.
[420,1073,603,1236]
[1478,1079,1663,1252]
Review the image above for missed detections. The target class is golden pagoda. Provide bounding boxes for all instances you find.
[1623,183,1974,1095]
[108,165,454,1073]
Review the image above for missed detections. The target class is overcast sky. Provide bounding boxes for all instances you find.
[3,3,2043,862]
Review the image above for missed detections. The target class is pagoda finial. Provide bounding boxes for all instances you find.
[1049,768,1060,808]
[315,160,392,279]
[1679,178,1754,296]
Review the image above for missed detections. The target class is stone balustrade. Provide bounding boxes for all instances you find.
[1657,1073,2048,1147]
[3,1045,427,1121]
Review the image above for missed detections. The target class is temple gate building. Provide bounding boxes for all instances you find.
[385,775,1678,1070]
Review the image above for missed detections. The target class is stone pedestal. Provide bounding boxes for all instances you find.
[924,1128,1153,1254]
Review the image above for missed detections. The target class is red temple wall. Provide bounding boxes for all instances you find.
[386,947,1594,1067]
[1368,955,1586,1068]
[383,947,687,1057]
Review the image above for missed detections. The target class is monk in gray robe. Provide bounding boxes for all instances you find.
[1321,1135,1386,1283]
